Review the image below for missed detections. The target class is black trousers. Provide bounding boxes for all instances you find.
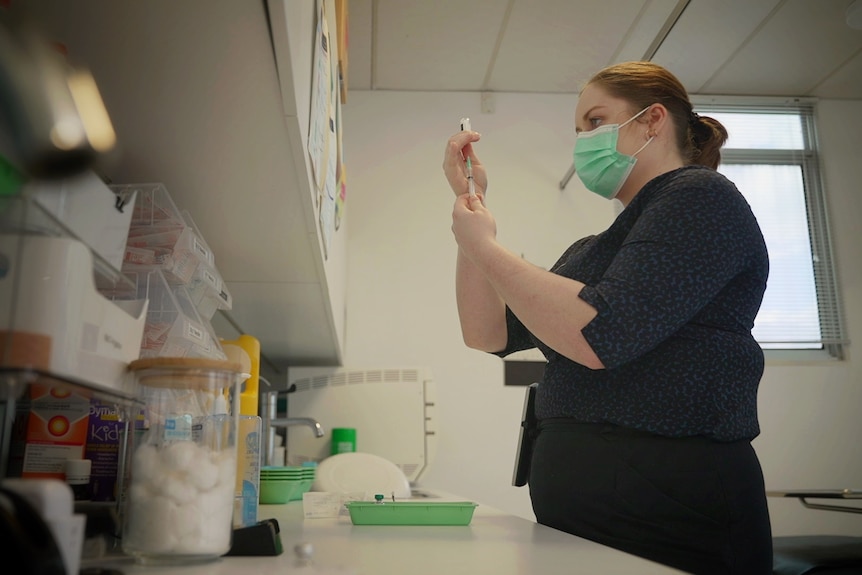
[528,420,773,575]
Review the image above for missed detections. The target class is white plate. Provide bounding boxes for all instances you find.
[312,452,411,499]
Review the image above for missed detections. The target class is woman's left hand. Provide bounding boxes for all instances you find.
[443,130,487,198]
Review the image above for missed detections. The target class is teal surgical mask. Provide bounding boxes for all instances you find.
[573,106,653,199]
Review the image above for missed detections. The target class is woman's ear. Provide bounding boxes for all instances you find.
[646,104,669,134]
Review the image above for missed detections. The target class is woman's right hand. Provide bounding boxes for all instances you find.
[451,191,496,262]
[443,129,487,198]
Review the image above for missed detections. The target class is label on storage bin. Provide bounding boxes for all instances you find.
[164,414,193,441]
[193,235,211,261]
[184,321,205,342]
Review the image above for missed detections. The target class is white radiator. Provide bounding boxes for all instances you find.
[285,366,437,484]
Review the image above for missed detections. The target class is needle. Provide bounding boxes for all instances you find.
[466,156,476,198]
[460,117,477,199]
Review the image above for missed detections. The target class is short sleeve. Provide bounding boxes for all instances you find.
[492,236,595,359]
[579,174,763,369]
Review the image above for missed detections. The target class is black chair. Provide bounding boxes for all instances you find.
[773,535,862,575]
[770,490,862,574]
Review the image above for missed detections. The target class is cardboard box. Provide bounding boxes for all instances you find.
[9,384,91,479]
[84,399,123,501]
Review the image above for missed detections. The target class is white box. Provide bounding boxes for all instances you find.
[0,234,147,392]
[27,170,136,273]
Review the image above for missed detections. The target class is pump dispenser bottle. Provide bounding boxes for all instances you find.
[222,335,262,528]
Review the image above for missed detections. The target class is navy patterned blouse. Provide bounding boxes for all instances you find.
[497,165,769,441]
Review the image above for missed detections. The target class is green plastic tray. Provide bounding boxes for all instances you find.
[345,501,478,525]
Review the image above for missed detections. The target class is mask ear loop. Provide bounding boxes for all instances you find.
[619,105,652,129]
[632,136,654,157]
[619,105,654,157]
[629,106,657,157]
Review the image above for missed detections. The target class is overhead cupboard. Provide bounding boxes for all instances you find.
[12,0,350,375]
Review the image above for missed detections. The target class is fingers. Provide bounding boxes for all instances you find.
[444,131,481,164]
[444,131,483,198]
[452,192,485,215]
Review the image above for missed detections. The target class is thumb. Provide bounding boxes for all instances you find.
[468,194,485,211]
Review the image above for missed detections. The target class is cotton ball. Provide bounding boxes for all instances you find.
[189,454,219,492]
[174,532,205,555]
[128,481,155,504]
[175,505,209,555]
[172,499,203,543]
[172,492,231,555]
[215,451,237,487]
[162,440,198,473]
[191,487,233,553]
[124,423,240,558]
[191,513,232,554]
[196,480,233,521]
[160,472,198,504]
[125,495,179,554]
[209,487,235,528]
[131,444,160,486]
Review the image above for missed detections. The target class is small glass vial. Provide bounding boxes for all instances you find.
[65,459,92,501]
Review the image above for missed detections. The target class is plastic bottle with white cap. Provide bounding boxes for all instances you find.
[64,458,92,501]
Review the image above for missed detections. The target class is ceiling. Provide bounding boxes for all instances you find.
[345,0,862,100]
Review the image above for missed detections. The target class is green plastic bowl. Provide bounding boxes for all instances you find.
[259,478,312,504]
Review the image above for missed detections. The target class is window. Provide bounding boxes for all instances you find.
[692,98,847,360]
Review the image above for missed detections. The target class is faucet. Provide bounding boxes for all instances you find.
[262,416,325,467]
[269,417,325,438]
[259,389,325,466]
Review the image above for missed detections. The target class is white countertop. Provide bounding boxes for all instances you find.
[86,494,684,574]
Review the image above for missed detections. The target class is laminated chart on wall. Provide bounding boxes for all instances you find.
[333,0,348,232]
[334,81,346,232]
[308,0,340,259]
[308,0,332,206]
[320,111,337,258]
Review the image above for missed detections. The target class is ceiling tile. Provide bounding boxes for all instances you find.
[345,0,862,99]
[612,0,690,63]
[652,0,783,93]
[373,0,509,91]
[812,48,862,99]
[702,0,862,96]
[489,0,649,93]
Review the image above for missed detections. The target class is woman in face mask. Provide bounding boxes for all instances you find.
[443,61,772,574]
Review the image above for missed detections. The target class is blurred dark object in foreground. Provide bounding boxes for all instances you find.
[0,13,115,181]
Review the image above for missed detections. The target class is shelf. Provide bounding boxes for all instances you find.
[0,367,140,404]
[0,367,143,480]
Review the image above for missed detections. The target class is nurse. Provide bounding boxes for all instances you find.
[442,61,772,574]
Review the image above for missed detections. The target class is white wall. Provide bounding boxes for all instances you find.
[342,91,862,535]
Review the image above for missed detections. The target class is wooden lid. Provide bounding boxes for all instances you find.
[129,357,242,372]
[129,357,243,390]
